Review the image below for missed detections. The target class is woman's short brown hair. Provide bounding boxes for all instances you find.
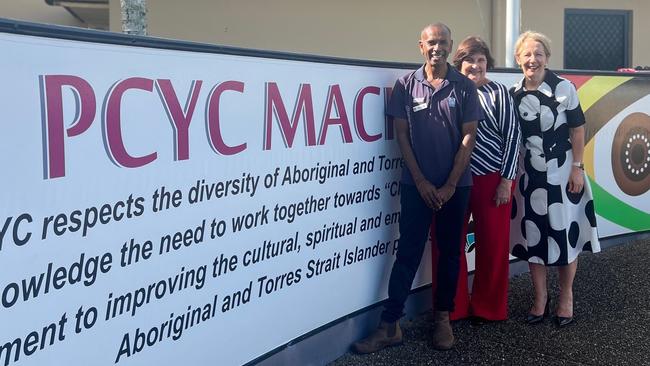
[452,36,495,70]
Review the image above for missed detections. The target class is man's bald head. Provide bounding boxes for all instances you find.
[421,23,451,40]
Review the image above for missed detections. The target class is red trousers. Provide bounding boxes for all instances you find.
[430,172,513,321]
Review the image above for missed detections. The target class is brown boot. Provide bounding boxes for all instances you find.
[352,320,403,354]
[432,311,454,350]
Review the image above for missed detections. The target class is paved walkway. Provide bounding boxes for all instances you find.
[330,237,650,366]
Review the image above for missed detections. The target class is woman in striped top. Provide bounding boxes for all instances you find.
[430,36,521,323]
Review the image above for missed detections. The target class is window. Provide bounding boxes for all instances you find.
[564,9,632,71]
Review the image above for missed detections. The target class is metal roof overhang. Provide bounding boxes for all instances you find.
[45,0,109,30]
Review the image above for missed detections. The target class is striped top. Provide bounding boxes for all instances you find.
[471,81,521,179]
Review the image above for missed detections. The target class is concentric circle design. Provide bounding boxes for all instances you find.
[612,112,650,196]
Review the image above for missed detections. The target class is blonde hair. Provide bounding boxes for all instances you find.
[514,31,551,58]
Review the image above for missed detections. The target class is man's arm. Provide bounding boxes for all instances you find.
[394,117,442,209]
[437,121,478,204]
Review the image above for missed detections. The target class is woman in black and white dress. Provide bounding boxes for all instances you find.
[509,31,600,327]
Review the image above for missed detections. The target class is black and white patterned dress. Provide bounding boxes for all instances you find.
[509,70,600,266]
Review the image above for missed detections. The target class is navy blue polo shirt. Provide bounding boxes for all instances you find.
[386,64,481,187]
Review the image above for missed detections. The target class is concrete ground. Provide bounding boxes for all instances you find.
[329,237,650,366]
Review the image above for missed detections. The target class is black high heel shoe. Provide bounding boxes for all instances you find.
[554,315,575,327]
[470,316,491,326]
[525,298,550,325]
[554,296,575,327]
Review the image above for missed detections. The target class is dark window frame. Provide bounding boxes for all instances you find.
[564,8,633,70]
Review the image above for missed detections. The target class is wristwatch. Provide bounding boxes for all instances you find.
[572,161,584,170]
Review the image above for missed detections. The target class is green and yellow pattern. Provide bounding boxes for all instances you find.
[564,74,650,232]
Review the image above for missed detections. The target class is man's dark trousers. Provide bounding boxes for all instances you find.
[381,183,471,322]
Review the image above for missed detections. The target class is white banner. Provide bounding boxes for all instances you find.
[0,33,421,366]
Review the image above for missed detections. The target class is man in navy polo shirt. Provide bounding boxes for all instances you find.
[354,23,480,353]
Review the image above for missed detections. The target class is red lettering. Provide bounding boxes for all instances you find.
[354,86,382,142]
[384,87,394,140]
[206,81,247,155]
[41,75,96,179]
[104,77,156,168]
[319,85,353,145]
[156,79,202,160]
[264,83,316,149]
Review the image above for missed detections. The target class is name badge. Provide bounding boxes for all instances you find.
[448,97,456,108]
[413,102,427,112]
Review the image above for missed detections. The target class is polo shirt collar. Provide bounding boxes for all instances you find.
[414,63,461,87]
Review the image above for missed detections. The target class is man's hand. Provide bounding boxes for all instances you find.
[437,183,456,207]
[494,178,513,207]
[415,179,443,210]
